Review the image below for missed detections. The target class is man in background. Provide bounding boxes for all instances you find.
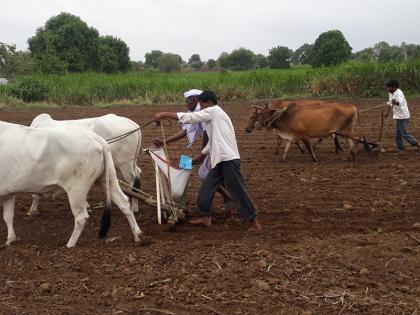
[383,80,419,152]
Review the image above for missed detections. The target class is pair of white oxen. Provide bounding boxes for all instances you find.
[0,113,144,248]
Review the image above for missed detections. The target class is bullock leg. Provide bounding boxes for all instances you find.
[3,196,17,245]
[346,139,357,161]
[295,141,306,153]
[282,140,293,161]
[109,183,143,243]
[313,137,325,149]
[66,191,90,248]
[333,134,344,154]
[302,139,319,163]
[119,164,141,213]
[275,135,282,155]
[27,194,41,216]
[337,131,361,161]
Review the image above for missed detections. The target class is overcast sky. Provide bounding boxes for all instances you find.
[1,0,419,61]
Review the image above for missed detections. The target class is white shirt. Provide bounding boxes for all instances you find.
[177,105,240,168]
[389,89,410,119]
[181,103,204,147]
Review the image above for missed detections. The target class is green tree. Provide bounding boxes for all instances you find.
[131,60,145,72]
[255,54,268,68]
[268,46,293,69]
[157,53,182,73]
[217,52,230,69]
[352,48,375,62]
[403,43,420,60]
[188,54,204,70]
[0,42,39,78]
[28,12,101,72]
[206,59,217,69]
[310,30,352,67]
[372,42,404,62]
[218,48,256,71]
[291,44,313,65]
[99,36,130,72]
[145,50,163,68]
[97,42,118,73]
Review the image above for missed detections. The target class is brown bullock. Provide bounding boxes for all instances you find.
[250,100,342,160]
[245,101,372,162]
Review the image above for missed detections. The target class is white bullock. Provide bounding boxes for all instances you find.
[30,113,142,213]
[0,121,143,247]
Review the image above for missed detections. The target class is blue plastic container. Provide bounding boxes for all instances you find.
[179,155,193,170]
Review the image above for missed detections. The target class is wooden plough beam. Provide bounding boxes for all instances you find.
[118,180,183,220]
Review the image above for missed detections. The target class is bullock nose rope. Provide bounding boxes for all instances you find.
[255,109,286,130]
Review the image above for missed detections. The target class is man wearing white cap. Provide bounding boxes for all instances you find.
[153,89,204,148]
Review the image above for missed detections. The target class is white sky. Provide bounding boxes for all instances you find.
[1,0,419,61]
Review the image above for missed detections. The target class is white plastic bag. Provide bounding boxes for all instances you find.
[198,155,212,180]
[149,148,191,199]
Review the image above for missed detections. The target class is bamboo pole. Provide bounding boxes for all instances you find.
[155,162,162,224]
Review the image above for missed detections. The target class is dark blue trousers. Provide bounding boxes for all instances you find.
[197,159,257,221]
[395,119,418,150]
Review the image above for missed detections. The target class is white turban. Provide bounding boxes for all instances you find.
[183,89,203,98]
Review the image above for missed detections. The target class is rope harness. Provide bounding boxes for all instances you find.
[358,104,387,113]
[105,119,156,144]
[104,118,173,167]
[255,109,286,130]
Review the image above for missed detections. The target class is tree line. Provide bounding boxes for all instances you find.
[2,12,420,78]
[1,13,131,78]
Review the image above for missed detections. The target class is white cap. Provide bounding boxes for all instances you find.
[183,89,203,98]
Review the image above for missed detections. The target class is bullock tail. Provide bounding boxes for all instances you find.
[132,123,142,198]
[132,175,141,194]
[96,137,114,239]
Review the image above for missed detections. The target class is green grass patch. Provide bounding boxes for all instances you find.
[1,61,420,107]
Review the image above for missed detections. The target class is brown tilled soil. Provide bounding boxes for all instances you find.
[0,99,419,315]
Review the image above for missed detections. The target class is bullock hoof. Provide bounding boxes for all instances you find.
[6,235,18,246]
[66,242,76,248]
[27,209,40,216]
[136,235,153,246]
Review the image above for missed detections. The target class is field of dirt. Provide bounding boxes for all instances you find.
[1,99,419,315]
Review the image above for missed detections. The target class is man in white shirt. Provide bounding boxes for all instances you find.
[153,90,261,232]
[383,80,419,151]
